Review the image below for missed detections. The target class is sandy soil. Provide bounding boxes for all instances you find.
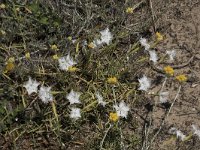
[1,0,199,149]
[148,0,200,149]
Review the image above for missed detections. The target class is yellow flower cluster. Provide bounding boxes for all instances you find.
[1,30,6,35]
[51,44,59,50]
[109,112,119,122]
[25,52,30,59]
[52,54,59,60]
[164,66,174,76]
[16,7,20,12]
[107,77,118,84]
[88,42,95,49]
[67,36,72,41]
[156,32,164,41]
[175,75,187,82]
[126,7,134,14]
[68,66,78,72]
[5,57,15,72]
[0,3,6,9]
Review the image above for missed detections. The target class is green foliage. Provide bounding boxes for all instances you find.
[0,0,166,149]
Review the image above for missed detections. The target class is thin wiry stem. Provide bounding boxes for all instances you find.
[112,87,117,105]
[100,123,112,150]
[146,85,182,150]
[160,77,167,93]
[142,77,167,149]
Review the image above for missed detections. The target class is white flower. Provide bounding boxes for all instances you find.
[139,37,147,46]
[169,127,186,141]
[92,39,100,48]
[95,92,106,107]
[139,37,150,50]
[39,86,53,103]
[192,125,200,139]
[66,90,81,105]
[23,77,40,95]
[99,28,113,45]
[114,101,130,118]
[159,91,169,103]
[149,50,158,63]
[176,130,186,141]
[138,75,151,91]
[92,28,113,47]
[58,54,77,71]
[166,50,176,61]
[70,108,81,119]
[72,39,76,44]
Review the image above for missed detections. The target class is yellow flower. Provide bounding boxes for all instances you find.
[0,3,6,9]
[1,30,6,35]
[5,62,15,72]
[25,52,30,59]
[164,66,174,76]
[107,77,118,84]
[16,7,20,12]
[67,36,72,41]
[88,42,95,49]
[126,7,133,14]
[8,57,15,63]
[176,74,187,82]
[109,112,119,122]
[52,54,59,60]
[68,66,78,72]
[51,44,58,50]
[156,32,164,41]
[5,57,15,72]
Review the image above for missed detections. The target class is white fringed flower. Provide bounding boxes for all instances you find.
[93,39,101,47]
[58,54,77,71]
[99,28,113,45]
[23,77,40,95]
[139,38,150,50]
[95,92,106,107]
[166,50,176,61]
[66,90,81,105]
[192,125,200,139]
[93,28,113,47]
[39,86,53,103]
[159,91,169,103]
[176,130,186,141]
[169,127,186,141]
[114,101,130,118]
[149,50,158,63]
[70,108,81,119]
[138,75,151,91]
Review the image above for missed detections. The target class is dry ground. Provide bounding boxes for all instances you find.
[148,0,200,149]
[0,0,200,150]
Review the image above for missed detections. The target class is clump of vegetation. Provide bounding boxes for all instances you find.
[0,0,198,149]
